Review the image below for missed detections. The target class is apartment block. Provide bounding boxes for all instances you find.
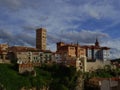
[83,38,110,62]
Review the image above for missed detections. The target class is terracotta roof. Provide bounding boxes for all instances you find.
[89,77,120,82]
[101,47,110,50]
[57,42,80,47]
[57,42,110,50]
[82,45,110,50]
[8,46,40,52]
[41,50,52,53]
[57,42,65,44]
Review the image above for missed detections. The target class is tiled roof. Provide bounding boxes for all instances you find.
[8,46,40,52]
[41,50,52,53]
[82,45,110,50]
[89,77,120,83]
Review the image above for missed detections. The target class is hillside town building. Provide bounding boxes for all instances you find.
[8,45,52,73]
[82,38,111,72]
[56,42,87,71]
[86,77,120,90]
[83,38,110,62]
[111,59,120,68]
[55,38,110,72]
[0,27,111,73]
[0,43,9,63]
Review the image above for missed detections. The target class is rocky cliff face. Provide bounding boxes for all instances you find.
[21,86,49,90]
[75,75,84,90]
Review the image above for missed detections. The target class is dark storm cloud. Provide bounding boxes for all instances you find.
[0,0,120,58]
[16,32,35,46]
[47,30,109,44]
[0,0,22,10]
[47,34,60,44]
[0,29,15,43]
[0,29,35,46]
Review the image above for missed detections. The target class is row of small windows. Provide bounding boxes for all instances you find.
[70,47,74,50]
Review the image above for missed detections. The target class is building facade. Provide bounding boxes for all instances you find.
[36,28,47,50]
[111,59,120,68]
[8,46,40,73]
[56,42,86,71]
[83,38,110,62]
[16,51,34,73]
[86,77,120,90]
[55,39,110,72]
[56,42,86,59]
[0,43,9,63]
[8,46,53,73]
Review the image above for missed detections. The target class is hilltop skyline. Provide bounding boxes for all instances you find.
[0,0,120,58]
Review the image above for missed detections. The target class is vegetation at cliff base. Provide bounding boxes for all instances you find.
[84,65,120,80]
[84,65,120,90]
[0,64,78,90]
[0,64,31,90]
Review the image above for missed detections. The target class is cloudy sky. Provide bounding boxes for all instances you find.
[0,0,120,58]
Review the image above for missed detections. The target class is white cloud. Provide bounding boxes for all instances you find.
[82,2,120,20]
[102,39,120,50]
[0,0,120,59]
[102,38,120,59]
[47,29,109,44]
[0,0,22,10]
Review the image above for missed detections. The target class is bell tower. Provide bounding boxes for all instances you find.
[95,38,99,47]
[36,28,47,50]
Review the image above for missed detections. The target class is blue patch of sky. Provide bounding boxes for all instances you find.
[66,0,90,6]
[0,8,23,26]
[77,18,113,30]
[0,13,24,27]
[102,25,120,38]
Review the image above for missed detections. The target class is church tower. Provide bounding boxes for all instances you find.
[36,28,47,50]
[95,38,99,47]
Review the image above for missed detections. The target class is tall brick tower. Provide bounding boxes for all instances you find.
[36,28,47,50]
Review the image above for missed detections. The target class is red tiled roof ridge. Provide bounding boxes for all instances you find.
[90,77,120,81]
[9,46,36,49]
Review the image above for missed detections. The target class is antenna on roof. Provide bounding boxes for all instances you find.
[40,16,48,28]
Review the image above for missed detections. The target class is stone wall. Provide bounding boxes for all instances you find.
[86,60,110,72]
[0,59,11,64]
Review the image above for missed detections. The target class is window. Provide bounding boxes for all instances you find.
[80,49,84,51]
[70,47,74,50]
[34,57,36,60]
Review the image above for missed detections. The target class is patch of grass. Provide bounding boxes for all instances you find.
[0,64,78,90]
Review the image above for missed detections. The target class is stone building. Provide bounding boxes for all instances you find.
[111,59,120,68]
[16,51,34,74]
[55,39,110,72]
[86,77,120,90]
[8,46,53,73]
[8,46,40,73]
[82,38,111,72]
[0,43,10,63]
[82,38,110,62]
[56,42,86,71]
[42,50,52,63]
[56,42,86,59]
